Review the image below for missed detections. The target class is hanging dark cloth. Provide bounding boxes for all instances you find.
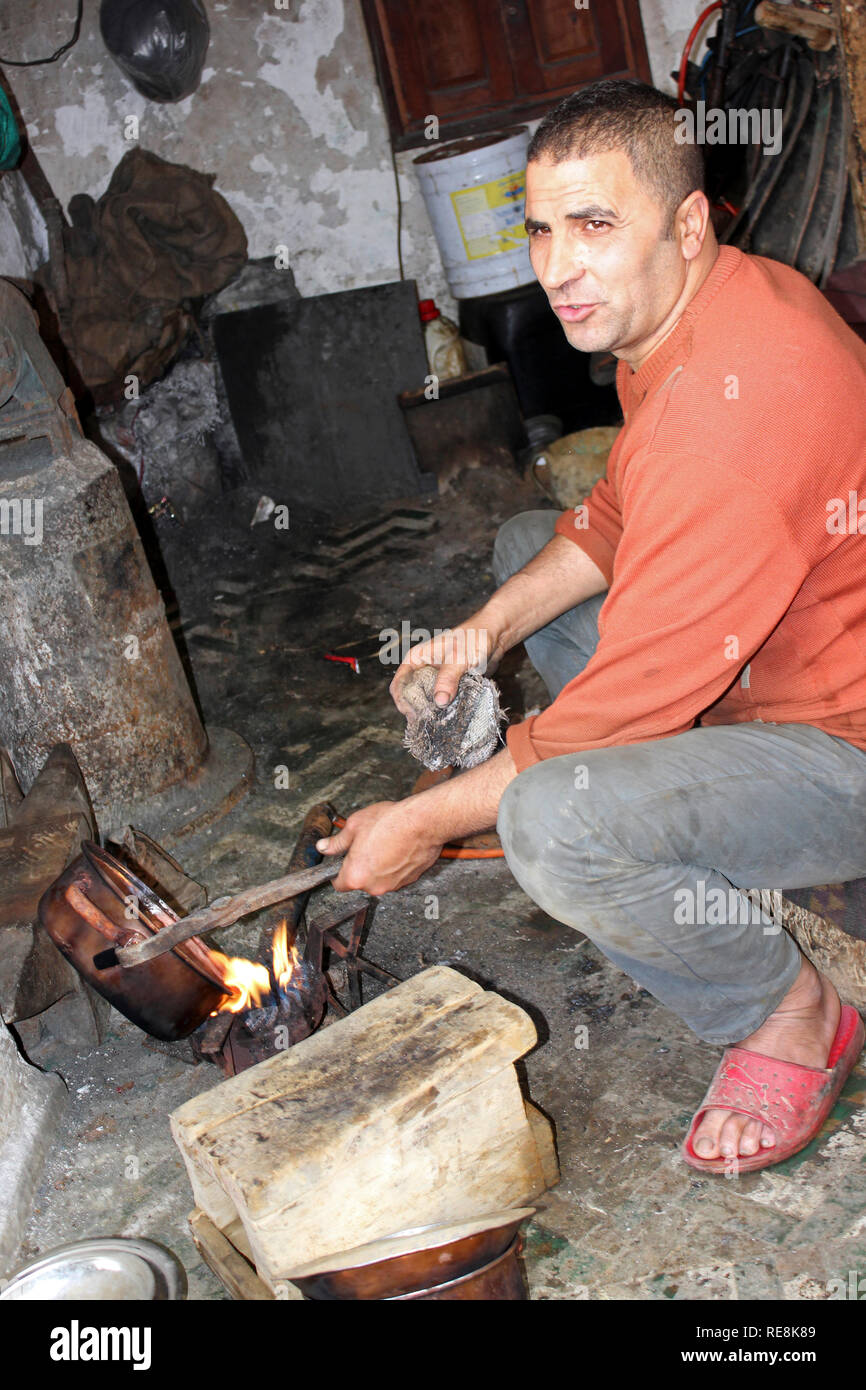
[52,147,247,401]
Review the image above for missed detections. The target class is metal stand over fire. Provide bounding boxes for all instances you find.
[190,804,400,1076]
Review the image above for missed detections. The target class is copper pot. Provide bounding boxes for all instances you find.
[39,841,230,1040]
[291,1211,531,1301]
[389,1233,527,1301]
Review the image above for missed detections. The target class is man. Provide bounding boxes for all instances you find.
[319,80,866,1173]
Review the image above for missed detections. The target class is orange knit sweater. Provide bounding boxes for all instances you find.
[507,246,866,772]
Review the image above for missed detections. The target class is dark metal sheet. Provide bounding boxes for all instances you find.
[213,280,434,512]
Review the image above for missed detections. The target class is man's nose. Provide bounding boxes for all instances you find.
[536,234,584,294]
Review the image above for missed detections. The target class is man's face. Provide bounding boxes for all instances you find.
[525,149,687,361]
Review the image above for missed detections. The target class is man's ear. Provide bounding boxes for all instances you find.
[677,190,711,261]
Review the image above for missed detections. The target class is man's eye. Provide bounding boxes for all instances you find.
[585,220,610,232]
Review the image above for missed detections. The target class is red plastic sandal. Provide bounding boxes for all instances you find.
[682,1004,865,1174]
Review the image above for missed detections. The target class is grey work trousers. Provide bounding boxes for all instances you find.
[494,511,866,1044]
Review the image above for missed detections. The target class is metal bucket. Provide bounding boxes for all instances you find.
[414,128,534,299]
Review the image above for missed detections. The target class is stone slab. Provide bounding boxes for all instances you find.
[0,1016,66,1275]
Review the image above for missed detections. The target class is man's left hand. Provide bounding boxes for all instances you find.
[316,801,443,896]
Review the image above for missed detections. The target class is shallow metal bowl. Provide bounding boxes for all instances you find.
[0,1237,186,1301]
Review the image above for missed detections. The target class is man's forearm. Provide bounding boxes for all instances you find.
[404,746,518,845]
[477,534,607,663]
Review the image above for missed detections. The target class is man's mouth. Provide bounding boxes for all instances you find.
[554,303,599,323]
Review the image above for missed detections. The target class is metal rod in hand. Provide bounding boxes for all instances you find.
[112,856,345,969]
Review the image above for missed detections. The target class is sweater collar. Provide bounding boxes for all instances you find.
[616,244,742,408]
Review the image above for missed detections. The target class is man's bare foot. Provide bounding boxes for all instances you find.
[691,958,841,1161]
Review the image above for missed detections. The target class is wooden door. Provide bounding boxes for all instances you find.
[363,0,652,148]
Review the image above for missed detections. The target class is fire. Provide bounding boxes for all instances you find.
[272,919,302,993]
[216,956,272,1013]
[208,919,301,1014]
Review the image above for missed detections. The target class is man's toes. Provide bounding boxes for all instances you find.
[738,1118,763,1156]
[690,1109,777,1161]
[691,1108,727,1158]
[718,1112,748,1157]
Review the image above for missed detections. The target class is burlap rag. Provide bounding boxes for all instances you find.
[402,666,505,771]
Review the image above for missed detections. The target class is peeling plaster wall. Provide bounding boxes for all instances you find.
[2,0,454,310]
[1,1,687,311]
[0,171,49,279]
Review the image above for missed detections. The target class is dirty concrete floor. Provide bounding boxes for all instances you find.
[18,463,866,1302]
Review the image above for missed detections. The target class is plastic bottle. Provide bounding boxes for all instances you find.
[419,299,468,381]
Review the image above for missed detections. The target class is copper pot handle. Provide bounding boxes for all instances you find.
[64,882,148,948]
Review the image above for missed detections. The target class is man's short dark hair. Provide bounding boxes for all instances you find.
[527,79,705,233]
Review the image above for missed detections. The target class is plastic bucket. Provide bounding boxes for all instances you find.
[414,128,535,299]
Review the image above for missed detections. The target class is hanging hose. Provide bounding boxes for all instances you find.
[721,50,814,246]
[681,0,848,283]
[707,0,741,110]
[818,81,852,288]
[787,72,834,269]
[678,2,724,103]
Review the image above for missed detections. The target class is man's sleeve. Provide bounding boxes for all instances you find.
[553,471,623,586]
[507,452,810,772]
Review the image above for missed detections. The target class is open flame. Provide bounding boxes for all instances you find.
[272,918,302,993]
[208,919,302,1014]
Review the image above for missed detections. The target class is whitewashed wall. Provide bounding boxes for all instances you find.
[0,0,697,302]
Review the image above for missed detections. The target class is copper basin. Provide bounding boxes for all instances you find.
[291,1210,532,1301]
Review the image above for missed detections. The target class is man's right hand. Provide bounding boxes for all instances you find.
[388,533,607,718]
[389,622,498,715]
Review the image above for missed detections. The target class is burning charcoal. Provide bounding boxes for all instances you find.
[242,1002,279,1037]
[277,960,329,1039]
